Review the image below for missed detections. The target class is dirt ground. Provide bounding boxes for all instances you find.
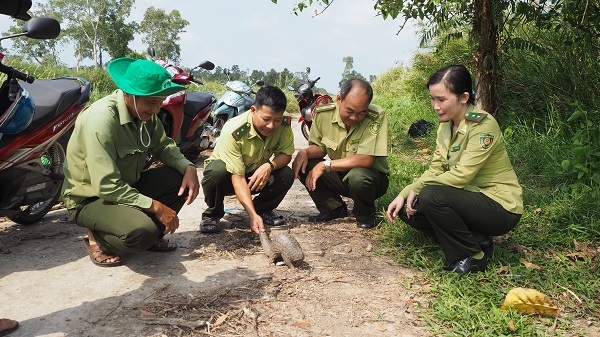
[0,116,430,337]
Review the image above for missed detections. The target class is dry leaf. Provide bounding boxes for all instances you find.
[497,265,510,274]
[139,309,156,317]
[500,287,558,317]
[508,320,515,331]
[534,208,542,214]
[214,314,228,326]
[291,321,311,328]
[519,258,542,270]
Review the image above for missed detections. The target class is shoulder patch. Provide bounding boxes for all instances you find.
[282,115,291,126]
[465,112,487,123]
[314,103,336,113]
[366,104,382,120]
[231,122,251,141]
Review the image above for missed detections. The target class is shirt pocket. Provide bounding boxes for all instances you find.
[116,146,146,168]
[321,136,339,151]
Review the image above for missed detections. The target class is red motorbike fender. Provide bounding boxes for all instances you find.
[185,105,213,139]
[160,105,184,139]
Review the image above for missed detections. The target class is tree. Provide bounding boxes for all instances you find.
[139,7,189,64]
[339,56,366,88]
[270,0,595,116]
[47,0,136,68]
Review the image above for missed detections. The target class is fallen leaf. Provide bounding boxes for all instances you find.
[508,320,515,331]
[291,321,311,328]
[500,287,558,317]
[139,309,156,317]
[497,265,510,274]
[366,243,372,252]
[534,208,542,214]
[519,258,542,270]
[214,314,228,326]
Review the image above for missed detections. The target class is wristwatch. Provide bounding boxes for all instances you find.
[324,160,331,172]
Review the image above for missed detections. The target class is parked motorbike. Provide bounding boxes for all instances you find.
[287,67,333,140]
[0,16,92,224]
[212,69,264,140]
[146,47,217,163]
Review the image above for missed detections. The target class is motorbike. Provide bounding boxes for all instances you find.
[212,69,264,141]
[0,16,92,224]
[287,67,333,140]
[146,47,217,163]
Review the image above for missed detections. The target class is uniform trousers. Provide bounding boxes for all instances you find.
[68,166,187,254]
[298,158,389,219]
[399,185,521,264]
[201,159,294,219]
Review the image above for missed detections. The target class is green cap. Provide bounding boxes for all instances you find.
[107,57,186,97]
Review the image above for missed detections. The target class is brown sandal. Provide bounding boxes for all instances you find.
[0,318,18,336]
[146,238,177,252]
[83,238,122,267]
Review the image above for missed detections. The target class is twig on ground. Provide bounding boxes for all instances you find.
[141,317,206,329]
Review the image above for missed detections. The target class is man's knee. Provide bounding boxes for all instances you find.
[202,160,230,185]
[276,166,295,188]
[122,224,159,252]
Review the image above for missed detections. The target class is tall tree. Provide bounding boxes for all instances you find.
[47,0,136,68]
[139,7,188,63]
[270,0,591,116]
[340,56,366,88]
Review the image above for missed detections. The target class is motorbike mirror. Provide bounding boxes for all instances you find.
[255,80,265,87]
[147,46,156,57]
[223,69,230,75]
[286,85,295,91]
[305,67,311,74]
[22,17,60,39]
[198,60,215,71]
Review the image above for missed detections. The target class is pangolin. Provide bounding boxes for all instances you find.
[259,231,304,269]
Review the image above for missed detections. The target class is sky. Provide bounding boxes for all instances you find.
[1,0,422,93]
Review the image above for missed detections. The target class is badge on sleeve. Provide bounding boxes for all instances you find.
[479,133,494,149]
[369,121,381,135]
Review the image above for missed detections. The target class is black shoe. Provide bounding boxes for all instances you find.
[259,211,286,226]
[442,255,488,275]
[308,203,348,222]
[479,237,494,257]
[356,215,376,229]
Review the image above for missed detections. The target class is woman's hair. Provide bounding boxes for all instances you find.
[426,65,475,104]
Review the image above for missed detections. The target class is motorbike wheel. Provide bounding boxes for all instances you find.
[213,116,227,139]
[7,137,68,225]
[301,120,311,140]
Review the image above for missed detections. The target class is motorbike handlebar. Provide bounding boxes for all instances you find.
[309,77,321,88]
[0,63,34,83]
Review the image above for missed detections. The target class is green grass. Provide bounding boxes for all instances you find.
[370,63,600,336]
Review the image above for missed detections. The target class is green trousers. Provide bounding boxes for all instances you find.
[201,159,294,219]
[298,158,389,219]
[69,166,187,254]
[399,185,521,264]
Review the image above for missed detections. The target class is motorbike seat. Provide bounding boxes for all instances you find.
[20,78,84,132]
[184,92,215,117]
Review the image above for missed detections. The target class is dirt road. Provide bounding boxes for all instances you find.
[0,115,428,337]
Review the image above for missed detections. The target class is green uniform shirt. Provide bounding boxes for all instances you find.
[309,103,389,174]
[401,105,523,214]
[205,110,295,175]
[62,90,193,210]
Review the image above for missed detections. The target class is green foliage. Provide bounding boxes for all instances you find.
[140,7,189,63]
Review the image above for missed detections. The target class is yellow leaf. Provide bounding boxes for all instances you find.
[291,321,311,328]
[500,287,558,317]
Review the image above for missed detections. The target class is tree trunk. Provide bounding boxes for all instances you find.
[472,0,499,116]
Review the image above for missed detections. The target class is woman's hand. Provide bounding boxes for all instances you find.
[405,191,418,218]
[386,194,406,222]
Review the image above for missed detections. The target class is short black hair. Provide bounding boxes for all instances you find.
[339,79,373,103]
[254,85,287,114]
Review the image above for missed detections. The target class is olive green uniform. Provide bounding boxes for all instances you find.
[299,103,389,219]
[399,105,523,264]
[62,90,193,253]
[201,110,295,219]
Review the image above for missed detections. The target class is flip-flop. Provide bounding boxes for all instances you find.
[83,238,122,267]
[0,319,18,337]
[199,218,222,234]
[146,238,177,252]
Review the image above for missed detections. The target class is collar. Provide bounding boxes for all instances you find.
[116,90,134,126]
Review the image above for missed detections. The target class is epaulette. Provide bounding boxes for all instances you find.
[465,112,487,123]
[231,122,251,141]
[314,103,336,113]
[366,104,382,120]
[282,115,291,126]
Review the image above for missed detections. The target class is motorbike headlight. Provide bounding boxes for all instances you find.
[301,107,313,122]
[0,87,35,134]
